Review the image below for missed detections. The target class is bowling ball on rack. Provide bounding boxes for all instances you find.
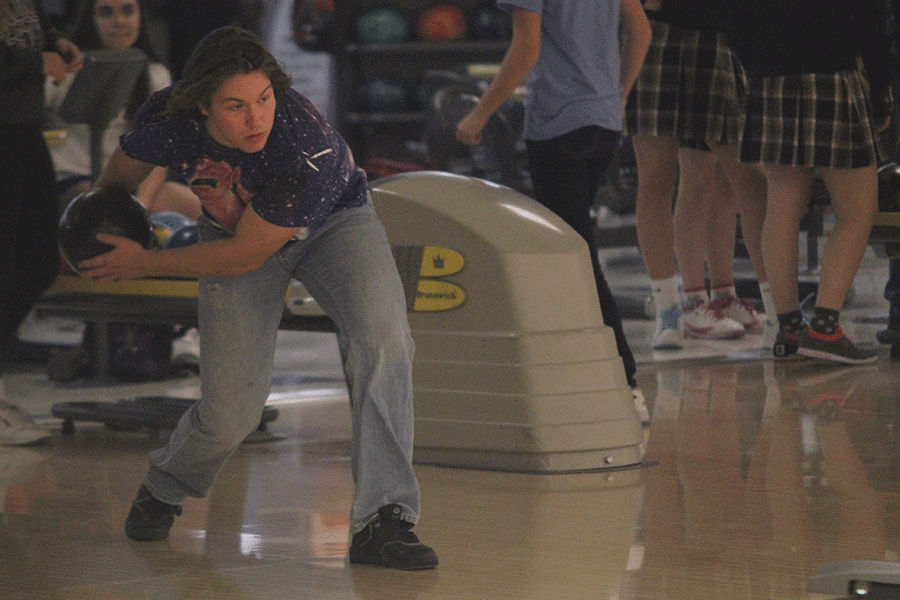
[469,2,512,40]
[417,4,467,42]
[293,0,335,52]
[359,76,410,112]
[356,6,410,45]
[165,223,201,249]
[58,186,153,273]
[878,162,900,213]
[150,210,194,246]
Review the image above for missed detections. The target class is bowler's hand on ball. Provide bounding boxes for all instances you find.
[78,234,146,282]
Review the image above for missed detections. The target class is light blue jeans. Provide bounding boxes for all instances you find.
[144,201,422,532]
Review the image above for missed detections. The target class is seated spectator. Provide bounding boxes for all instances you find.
[45,0,199,218]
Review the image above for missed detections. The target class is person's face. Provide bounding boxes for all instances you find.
[200,71,277,154]
[94,0,140,50]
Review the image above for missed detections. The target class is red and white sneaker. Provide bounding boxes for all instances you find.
[681,298,745,339]
[709,294,764,331]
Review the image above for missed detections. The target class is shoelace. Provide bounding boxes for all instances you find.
[398,522,421,544]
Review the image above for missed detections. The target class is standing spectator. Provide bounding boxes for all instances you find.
[455,0,652,422]
[625,0,772,351]
[730,0,893,363]
[0,0,81,444]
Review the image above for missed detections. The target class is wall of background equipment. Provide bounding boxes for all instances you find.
[332,0,512,166]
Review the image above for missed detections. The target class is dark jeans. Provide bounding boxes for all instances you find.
[0,124,60,366]
[526,126,637,388]
[886,258,900,326]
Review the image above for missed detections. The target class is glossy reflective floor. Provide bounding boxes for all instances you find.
[3,238,899,600]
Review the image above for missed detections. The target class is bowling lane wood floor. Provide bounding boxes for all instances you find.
[3,235,900,600]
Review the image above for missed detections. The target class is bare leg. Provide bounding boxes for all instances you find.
[674,148,745,338]
[673,148,718,292]
[705,169,737,291]
[815,165,877,310]
[760,164,813,314]
[713,144,768,283]
[633,135,684,347]
[792,165,878,363]
[148,182,202,220]
[633,135,679,281]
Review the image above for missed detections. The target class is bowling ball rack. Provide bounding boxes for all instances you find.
[35,276,335,381]
[52,396,280,440]
[35,276,334,438]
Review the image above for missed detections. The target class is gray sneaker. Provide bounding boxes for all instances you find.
[0,402,51,446]
[651,303,683,350]
[797,327,877,364]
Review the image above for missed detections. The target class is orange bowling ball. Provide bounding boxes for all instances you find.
[417,5,467,42]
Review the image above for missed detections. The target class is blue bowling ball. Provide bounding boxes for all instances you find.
[357,7,410,44]
[150,211,194,233]
[165,224,201,249]
[360,76,409,112]
[150,210,195,247]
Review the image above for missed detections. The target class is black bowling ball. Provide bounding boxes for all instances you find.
[878,162,900,213]
[469,3,512,41]
[58,187,153,273]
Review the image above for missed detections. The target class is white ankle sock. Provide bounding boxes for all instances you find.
[758,281,777,324]
[651,276,681,310]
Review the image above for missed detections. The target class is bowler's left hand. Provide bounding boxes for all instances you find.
[78,234,146,282]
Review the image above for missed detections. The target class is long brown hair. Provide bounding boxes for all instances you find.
[70,0,161,120]
[166,26,292,119]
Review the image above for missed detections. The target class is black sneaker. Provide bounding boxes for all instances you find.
[348,504,438,570]
[877,326,900,345]
[797,327,877,365]
[773,328,805,361]
[125,485,182,541]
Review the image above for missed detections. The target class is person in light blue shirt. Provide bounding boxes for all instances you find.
[456,0,652,422]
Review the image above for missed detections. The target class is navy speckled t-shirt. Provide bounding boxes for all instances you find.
[120,87,368,236]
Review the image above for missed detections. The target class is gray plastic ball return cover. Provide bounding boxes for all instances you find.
[370,171,644,473]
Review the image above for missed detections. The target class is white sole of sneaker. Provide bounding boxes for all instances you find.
[683,329,745,340]
[651,329,683,350]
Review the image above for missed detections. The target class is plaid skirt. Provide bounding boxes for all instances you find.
[624,20,746,147]
[739,70,878,168]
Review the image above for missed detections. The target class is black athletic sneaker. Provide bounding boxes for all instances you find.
[797,327,877,365]
[348,504,438,570]
[125,485,182,541]
[877,326,900,345]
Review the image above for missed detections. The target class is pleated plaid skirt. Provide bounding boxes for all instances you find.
[739,70,878,168]
[624,20,746,147]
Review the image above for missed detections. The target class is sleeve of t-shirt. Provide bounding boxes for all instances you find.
[119,89,201,167]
